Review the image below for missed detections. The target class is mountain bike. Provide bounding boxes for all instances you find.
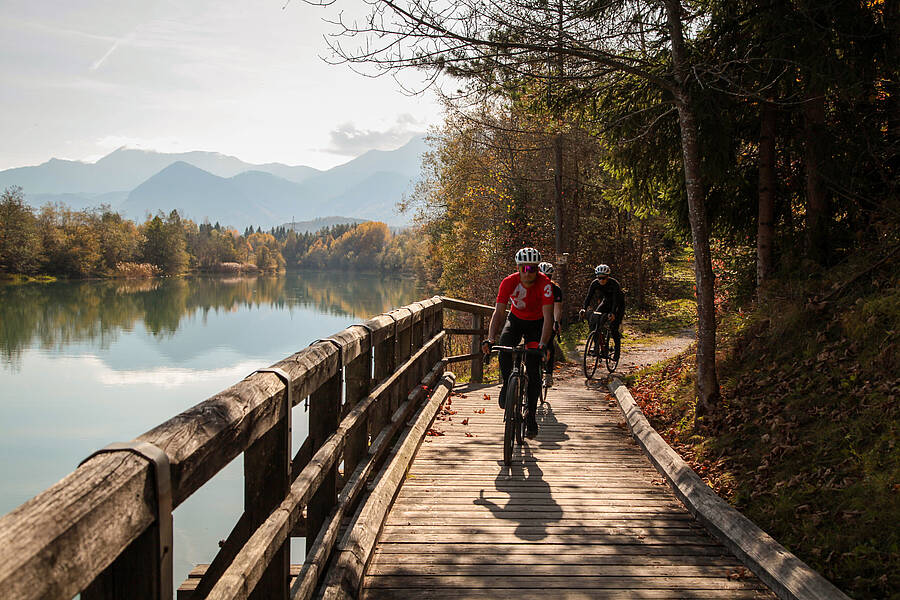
[583,311,619,379]
[493,344,544,466]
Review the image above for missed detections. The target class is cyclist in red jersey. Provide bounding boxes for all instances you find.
[481,247,554,438]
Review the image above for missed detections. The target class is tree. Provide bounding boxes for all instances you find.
[0,187,43,274]
[325,0,724,411]
[141,211,189,275]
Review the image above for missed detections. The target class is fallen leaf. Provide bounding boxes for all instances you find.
[465,432,475,437]
[483,394,490,401]
[475,408,486,414]
[462,418,469,425]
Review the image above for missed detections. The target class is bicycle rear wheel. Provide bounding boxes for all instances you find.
[583,331,600,379]
[503,375,520,466]
[605,328,619,372]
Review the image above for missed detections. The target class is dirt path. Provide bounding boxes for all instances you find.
[561,324,695,378]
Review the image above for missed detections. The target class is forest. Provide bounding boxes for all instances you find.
[321,0,898,597]
[0,189,424,277]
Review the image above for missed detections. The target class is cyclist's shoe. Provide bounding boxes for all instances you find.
[543,372,553,387]
[525,420,539,439]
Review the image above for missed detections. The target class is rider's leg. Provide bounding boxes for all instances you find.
[611,314,622,361]
[544,342,555,386]
[522,318,544,432]
[496,317,523,408]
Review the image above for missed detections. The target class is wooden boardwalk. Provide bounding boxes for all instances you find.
[363,367,776,599]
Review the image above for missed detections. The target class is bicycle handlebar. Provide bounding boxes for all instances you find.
[492,345,546,357]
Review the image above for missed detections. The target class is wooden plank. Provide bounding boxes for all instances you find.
[366,563,748,577]
[439,297,495,316]
[306,370,341,556]
[442,352,483,364]
[289,363,445,600]
[365,575,767,590]
[362,589,774,600]
[359,376,778,600]
[610,379,850,600]
[204,430,346,599]
[470,313,484,383]
[443,328,488,336]
[372,542,732,556]
[322,373,457,600]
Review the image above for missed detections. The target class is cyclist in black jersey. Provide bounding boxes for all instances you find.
[578,264,624,362]
[538,262,562,387]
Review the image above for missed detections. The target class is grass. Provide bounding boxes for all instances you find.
[627,253,900,600]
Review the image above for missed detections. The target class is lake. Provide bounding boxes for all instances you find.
[0,270,423,591]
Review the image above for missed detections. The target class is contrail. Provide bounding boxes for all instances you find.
[90,33,134,71]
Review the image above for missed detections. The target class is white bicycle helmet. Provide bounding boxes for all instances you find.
[538,262,554,275]
[594,264,611,276]
[515,247,541,264]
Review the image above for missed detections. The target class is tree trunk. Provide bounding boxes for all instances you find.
[757,101,777,288]
[637,219,646,308]
[553,133,564,257]
[665,0,720,420]
[884,0,900,182]
[804,95,830,265]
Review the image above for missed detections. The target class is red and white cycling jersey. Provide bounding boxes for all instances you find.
[496,272,554,320]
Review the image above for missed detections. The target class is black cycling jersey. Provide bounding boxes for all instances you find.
[550,281,562,303]
[582,277,623,316]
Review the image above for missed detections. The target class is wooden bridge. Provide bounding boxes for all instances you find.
[0,297,849,600]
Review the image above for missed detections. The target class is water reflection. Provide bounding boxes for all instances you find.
[0,271,421,370]
[0,270,423,591]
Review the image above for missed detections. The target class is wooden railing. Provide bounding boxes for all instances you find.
[0,295,494,600]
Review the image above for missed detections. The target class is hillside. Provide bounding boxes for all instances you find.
[626,248,900,600]
[2,137,428,228]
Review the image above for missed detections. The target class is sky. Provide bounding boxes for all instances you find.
[0,0,445,171]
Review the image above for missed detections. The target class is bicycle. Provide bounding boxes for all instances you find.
[582,311,619,379]
[492,344,544,466]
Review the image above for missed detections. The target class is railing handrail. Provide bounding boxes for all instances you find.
[0,295,445,600]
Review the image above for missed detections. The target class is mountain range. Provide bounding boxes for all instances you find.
[0,137,429,228]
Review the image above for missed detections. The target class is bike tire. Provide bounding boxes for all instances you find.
[503,375,520,466]
[515,375,526,445]
[583,331,599,379]
[605,328,619,372]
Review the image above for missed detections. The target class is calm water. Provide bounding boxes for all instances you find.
[0,271,422,590]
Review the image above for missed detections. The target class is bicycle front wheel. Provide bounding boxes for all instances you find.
[583,331,600,379]
[515,376,527,445]
[503,375,520,466]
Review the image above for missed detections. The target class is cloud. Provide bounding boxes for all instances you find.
[325,114,425,156]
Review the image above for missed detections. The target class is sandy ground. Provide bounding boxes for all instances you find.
[561,325,695,379]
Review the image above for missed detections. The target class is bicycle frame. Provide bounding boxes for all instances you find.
[493,344,544,465]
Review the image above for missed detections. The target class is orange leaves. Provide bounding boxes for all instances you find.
[425,428,445,437]
[461,418,469,425]
[465,432,475,437]
[474,408,486,414]
[483,394,490,401]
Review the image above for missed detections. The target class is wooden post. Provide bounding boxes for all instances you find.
[470,313,483,384]
[244,385,291,600]
[81,523,164,600]
[373,323,396,433]
[343,346,372,477]
[306,367,341,557]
